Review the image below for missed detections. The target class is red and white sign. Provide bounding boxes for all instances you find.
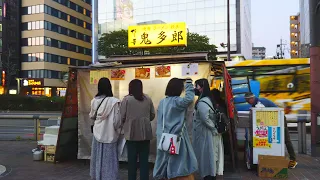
[255,126,268,138]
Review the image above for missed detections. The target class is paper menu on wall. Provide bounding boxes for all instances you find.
[155,66,171,77]
[90,70,109,84]
[135,68,151,79]
[182,63,198,76]
[111,69,126,80]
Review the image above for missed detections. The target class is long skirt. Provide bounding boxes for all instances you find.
[214,134,224,176]
[90,137,119,180]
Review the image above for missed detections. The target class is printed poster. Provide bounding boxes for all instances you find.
[111,69,126,80]
[182,63,198,76]
[90,70,109,84]
[155,66,171,77]
[135,68,150,79]
[255,126,268,138]
[253,137,272,148]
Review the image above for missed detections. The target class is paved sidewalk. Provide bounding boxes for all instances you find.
[1,141,320,180]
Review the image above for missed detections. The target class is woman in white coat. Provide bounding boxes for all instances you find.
[89,78,122,180]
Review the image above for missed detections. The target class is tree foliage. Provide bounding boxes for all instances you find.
[1,47,19,93]
[98,30,217,60]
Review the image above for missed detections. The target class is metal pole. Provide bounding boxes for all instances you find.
[297,121,307,154]
[310,0,320,157]
[302,121,307,153]
[92,0,98,64]
[227,0,231,61]
[280,39,283,59]
[34,119,38,141]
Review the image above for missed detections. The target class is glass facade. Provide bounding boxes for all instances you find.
[97,0,237,51]
[95,0,252,59]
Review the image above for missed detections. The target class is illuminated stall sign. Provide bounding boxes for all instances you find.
[23,79,43,87]
[128,22,187,48]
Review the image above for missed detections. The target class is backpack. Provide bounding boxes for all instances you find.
[200,101,229,134]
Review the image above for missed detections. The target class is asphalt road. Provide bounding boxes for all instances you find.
[0,118,59,140]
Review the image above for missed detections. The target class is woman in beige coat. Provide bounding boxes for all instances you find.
[120,79,155,180]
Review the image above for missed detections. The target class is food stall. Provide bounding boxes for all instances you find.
[53,52,238,169]
[53,22,238,169]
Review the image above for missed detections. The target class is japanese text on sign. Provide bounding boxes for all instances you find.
[128,22,187,48]
[256,111,279,126]
[253,137,272,148]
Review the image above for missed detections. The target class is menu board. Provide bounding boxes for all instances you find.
[252,108,285,164]
[111,69,126,80]
[90,71,109,84]
[135,68,150,79]
[155,66,171,77]
[253,111,280,149]
[182,63,198,76]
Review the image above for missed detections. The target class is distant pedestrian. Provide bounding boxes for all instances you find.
[89,78,121,180]
[193,79,224,180]
[244,92,298,169]
[121,79,155,180]
[153,78,198,180]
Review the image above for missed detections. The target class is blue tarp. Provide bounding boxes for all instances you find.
[231,79,261,111]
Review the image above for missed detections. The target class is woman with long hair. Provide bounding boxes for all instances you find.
[120,79,155,180]
[211,88,230,157]
[153,78,198,180]
[193,79,224,180]
[89,78,121,180]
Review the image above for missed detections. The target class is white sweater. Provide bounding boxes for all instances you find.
[89,96,121,143]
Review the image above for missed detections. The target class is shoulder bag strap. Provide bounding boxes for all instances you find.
[199,100,215,112]
[162,99,165,133]
[93,96,107,120]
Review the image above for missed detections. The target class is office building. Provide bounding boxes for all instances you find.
[0,0,21,94]
[20,0,92,96]
[290,14,300,58]
[252,46,266,60]
[299,0,310,58]
[94,0,252,61]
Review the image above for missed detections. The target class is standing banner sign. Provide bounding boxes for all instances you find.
[251,108,285,164]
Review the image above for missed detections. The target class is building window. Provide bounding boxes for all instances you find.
[32,21,36,29]
[22,53,90,66]
[22,36,91,55]
[0,24,2,32]
[0,39,2,47]
[25,5,92,30]
[53,0,91,17]
[37,21,91,43]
